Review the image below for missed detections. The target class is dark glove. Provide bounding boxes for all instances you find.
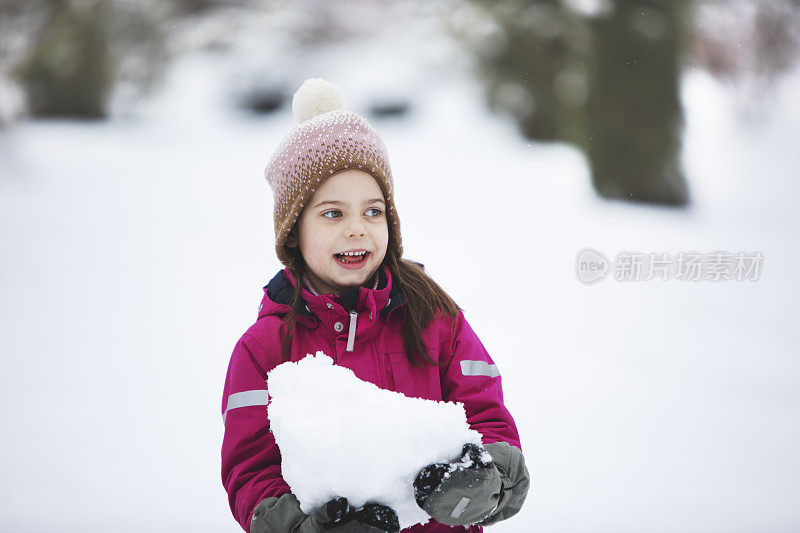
[311,497,399,532]
[251,493,399,533]
[413,443,502,526]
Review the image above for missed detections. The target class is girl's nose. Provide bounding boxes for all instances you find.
[345,217,366,237]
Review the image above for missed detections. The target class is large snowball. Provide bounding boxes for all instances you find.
[267,352,483,530]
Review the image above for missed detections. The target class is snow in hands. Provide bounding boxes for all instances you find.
[266,352,484,530]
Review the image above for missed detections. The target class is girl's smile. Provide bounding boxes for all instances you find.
[286,168,389,295]
[333,249,372,268]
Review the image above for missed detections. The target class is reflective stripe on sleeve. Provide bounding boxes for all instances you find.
[460,360,500,378]
[222,389,269,424]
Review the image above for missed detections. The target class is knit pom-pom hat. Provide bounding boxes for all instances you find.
[264,78,403,267]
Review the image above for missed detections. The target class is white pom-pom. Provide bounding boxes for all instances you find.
[292,78,344,124]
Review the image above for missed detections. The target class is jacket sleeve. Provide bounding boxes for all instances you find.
[221,333,291,531]
[440,311,530,526]
[440,310,522,449]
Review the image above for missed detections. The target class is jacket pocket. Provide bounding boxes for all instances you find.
[384,349,443,401]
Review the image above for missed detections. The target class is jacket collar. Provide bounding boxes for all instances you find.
[258,264,407,324]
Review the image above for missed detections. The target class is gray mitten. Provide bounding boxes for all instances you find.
[413,443,502,526]
[312,497,399,532]
[251,493,399,533]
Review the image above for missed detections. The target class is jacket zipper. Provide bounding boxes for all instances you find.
[346,311,358,352]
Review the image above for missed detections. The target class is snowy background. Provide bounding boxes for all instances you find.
[1,1,799,531]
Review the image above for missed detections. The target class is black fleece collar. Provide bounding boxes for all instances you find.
[264,266,406,318]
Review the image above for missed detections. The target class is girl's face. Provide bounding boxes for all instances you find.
[286,169,389,295]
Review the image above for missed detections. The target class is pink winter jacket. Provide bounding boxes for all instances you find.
[221,265,522,532]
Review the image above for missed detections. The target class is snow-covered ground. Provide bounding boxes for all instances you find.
[2,15,799,532]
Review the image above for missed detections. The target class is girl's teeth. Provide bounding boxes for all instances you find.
[336,251,367,263]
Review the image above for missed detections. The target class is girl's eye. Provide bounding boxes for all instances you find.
[322,210,341,219]
[365,208,383,217]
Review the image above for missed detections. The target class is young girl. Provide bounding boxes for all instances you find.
[221,78,530,533]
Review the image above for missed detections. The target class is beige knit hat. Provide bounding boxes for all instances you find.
[264,78,403,267]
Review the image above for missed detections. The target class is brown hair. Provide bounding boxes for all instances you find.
[280,230,460,367]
